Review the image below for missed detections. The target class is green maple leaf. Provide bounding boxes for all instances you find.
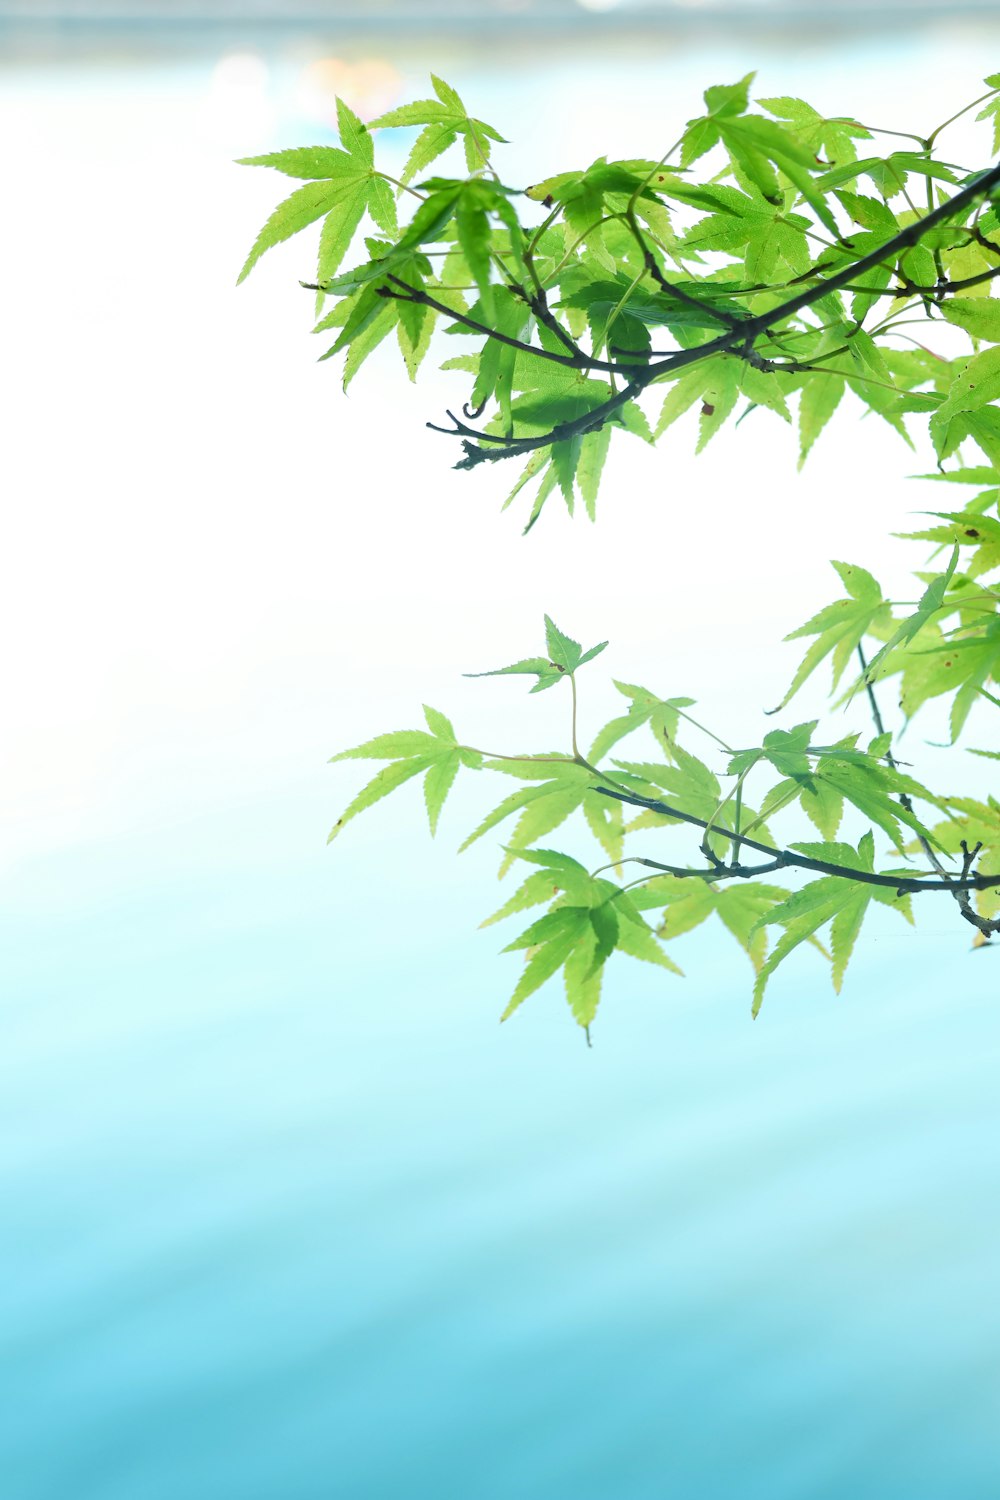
[327,705,479,840]
[494,775,589,876]
[760,721,819,780]
[562,928,605,1027]
[758,96,871,167]
[719,114,839,234]
[543,615,607,672]
[899,617,1000,741]
[809,749,941,852]
[480,867,571,929]
[465,656,567,694]
[236,178,358,284]
[634,876,792,974]
[496,853,682,1027]
[613,743,720,809]
[500,907,590,1022]
[681,73,755,167]
[503,333,614,436]
[750,831,912,1013]
[588,682,696,763]
[900,509,1000,580]
[460,759,624,875]
[940,298,1000,343]
[612,900,683,975]
[930,348,1000,462]
[369,74,506,184]
[775,560,891,709]
[756,770,844,842]
[238,99,392,286]
[798,375,846,467]
[678,184,787,258]
[465,616,607,692]
[975,75,1000,154]
[861,546,960,684]
[458,767,588,874]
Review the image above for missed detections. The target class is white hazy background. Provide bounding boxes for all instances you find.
[3,20,998,895]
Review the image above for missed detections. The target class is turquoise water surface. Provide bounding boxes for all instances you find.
[6,796,1000,1499]
[5,21,1000,1499]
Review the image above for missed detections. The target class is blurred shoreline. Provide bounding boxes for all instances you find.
[2,0,999,66]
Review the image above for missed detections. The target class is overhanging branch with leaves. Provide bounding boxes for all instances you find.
[239,72,1000,1034]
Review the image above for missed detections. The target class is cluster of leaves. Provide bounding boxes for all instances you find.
[327,612,999,1035]
[238,74,1000,1034]
[241,72,1000,523]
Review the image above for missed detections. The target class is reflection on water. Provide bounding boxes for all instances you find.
[4,26,1000,1500]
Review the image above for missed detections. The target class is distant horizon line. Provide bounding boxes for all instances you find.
[2,0,999,21]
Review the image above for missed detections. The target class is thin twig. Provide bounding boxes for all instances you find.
[857,644,995,940]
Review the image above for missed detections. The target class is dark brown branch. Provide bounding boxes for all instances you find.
[523,284,589,361]
[966,224,1000,262]
[734,161,1000,337]
[636,163,1000,380]
[378,277,582,368]
[623,207,746,332]
[644,253,745,329]
[893,263,1000,298]
[727,260,1000,307]
[952,838,999,940]
[379,276,645,376]
[444,382,645,469]
[426,409,525,446]
[594,785,1000,899]
[389,162,1000,465]
[629,855,787,882]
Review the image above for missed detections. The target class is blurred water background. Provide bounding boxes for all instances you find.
[4,3,1000,1496]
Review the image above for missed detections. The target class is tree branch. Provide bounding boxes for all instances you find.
[443,382,645,469]
[623,207,747,332]
[378,276,643,376]
[735,161,1000,336]
[594,785,1000,900]
[402,161,1000,467]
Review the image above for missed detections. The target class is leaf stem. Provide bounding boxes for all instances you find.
[926,89,998,150]
[375,171,427,202]
[461,746,580,766]
[570,673,582,761]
